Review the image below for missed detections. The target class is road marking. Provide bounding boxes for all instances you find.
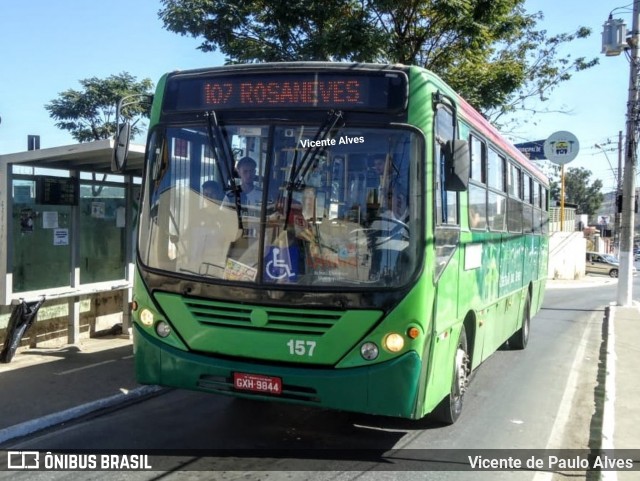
[55,359,116,375]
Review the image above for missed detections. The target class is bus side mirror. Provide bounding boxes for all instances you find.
[112,121,131,173]
[444,139,469,192]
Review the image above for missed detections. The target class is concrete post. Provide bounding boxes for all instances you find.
[617,1,640,306]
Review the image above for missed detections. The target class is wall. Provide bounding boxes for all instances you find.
[548,231,587,280]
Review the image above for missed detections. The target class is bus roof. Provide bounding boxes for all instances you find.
[455,93,548,186]
[166,61,409,77]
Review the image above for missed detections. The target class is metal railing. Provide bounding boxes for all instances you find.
[549,207,576,232]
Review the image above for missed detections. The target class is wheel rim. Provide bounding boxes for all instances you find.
[452,346,470,403]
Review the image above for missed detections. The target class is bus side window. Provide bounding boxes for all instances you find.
[434,106,459,226]
[433,103,460,278]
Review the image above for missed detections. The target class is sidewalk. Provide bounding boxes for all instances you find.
[0,285,638,465]
[605,303,640,481]
[0,335,162,445]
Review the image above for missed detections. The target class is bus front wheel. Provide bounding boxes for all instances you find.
[432,327,470,425]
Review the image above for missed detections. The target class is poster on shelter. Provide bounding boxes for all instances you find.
[43,211,58,229]
[91,202,106,218]
[53,228,69,246]
[20,208,34,234]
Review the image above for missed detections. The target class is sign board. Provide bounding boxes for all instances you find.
[514,140,546,160]
[543,131,579,165]
[35,176,79,206]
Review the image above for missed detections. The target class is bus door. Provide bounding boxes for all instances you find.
[433,102,461,336]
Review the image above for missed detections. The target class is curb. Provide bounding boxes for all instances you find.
[602,305,616,452]
[546,278,617,289]
[0,385,165,445]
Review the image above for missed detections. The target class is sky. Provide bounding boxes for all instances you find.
[0,0,633,193]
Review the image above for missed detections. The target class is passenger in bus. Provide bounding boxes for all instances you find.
[235,156,262,206]
[290,187,338,272]
[202,180,223,202]
[469,205,484,229]
[223,156,263,218]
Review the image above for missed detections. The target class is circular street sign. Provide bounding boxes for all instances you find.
[543,131,580,165]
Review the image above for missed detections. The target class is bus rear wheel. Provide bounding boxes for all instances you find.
[509,295,530,350]
[432,327,470,425]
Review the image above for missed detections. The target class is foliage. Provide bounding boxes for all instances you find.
[549,166,603,217]
[45,73,154,143]
[158,0,597,121]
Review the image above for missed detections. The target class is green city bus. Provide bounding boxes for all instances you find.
[115,62,549,424]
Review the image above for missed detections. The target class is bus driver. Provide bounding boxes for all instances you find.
[369,184,410,279]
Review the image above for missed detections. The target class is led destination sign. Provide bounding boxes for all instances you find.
[205,79,362,107]
[164,71,408,112]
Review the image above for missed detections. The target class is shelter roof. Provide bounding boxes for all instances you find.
[0,139,144,175]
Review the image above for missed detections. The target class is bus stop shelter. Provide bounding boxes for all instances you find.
[0,139,144,355]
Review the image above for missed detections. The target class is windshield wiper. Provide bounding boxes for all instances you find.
[205,110,243,230]
[283,110,345,229]
[291,110,344,189]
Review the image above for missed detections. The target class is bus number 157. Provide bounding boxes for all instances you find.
[287,339,316,356]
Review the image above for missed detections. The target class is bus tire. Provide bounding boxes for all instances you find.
[509,295,530,350]
[432,327,470,425]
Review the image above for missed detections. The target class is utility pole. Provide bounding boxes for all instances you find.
[617,2,640,306]
[617,130,623,249]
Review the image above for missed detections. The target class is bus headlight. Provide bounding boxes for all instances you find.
[384,333,405,353]
[360,342,379,360]
[156,321,172,338]
[139,308,154,326]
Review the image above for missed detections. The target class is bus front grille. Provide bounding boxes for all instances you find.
[184,299,343,335]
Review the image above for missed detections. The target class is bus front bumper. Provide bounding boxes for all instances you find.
[134,324,423,419]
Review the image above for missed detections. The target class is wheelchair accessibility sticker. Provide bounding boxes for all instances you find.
[265,246,298,281]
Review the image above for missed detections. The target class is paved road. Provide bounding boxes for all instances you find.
[3,276,637,480]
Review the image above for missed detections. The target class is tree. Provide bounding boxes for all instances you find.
[550,167,604,217]
[45,73,154,143]
[157,0,597,121]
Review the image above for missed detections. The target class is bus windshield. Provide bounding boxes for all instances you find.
[139,122,422,288]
